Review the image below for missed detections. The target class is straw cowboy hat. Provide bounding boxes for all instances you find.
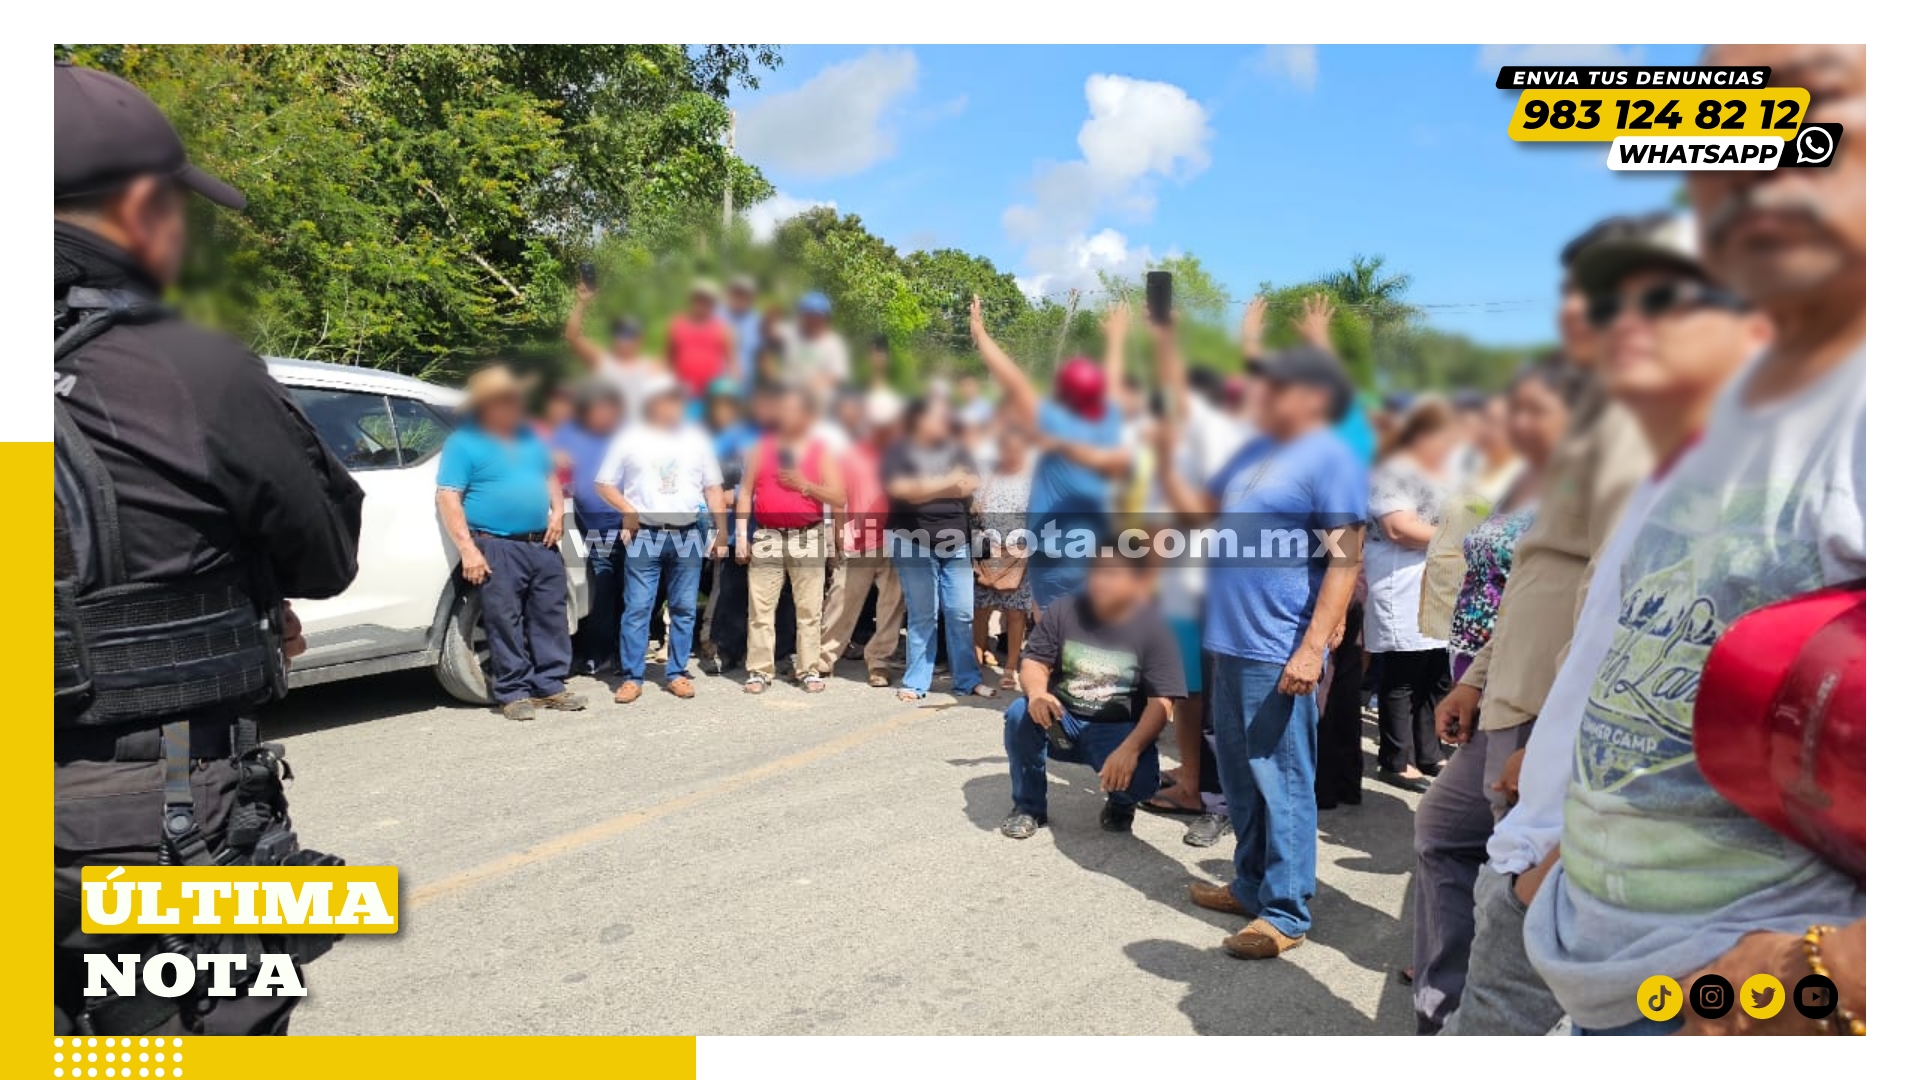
[460,364,535,411]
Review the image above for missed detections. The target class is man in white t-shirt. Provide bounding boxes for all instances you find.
[1522,44,1867,1036]
[565,281,666,419]
[788,292,849,408]
[1441,214,1769,1034]
[594,377,726,705]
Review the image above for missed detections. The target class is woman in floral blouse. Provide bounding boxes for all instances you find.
[1410,358,1573,1034]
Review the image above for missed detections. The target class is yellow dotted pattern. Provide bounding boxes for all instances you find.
[51,1037,185,1078]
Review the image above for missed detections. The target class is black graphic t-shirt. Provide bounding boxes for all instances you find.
[1022,594,1188,723]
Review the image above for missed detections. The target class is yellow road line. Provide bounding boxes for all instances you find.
[405,705,933,906]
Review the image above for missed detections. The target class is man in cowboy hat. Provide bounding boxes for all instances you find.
[435,364,587,720]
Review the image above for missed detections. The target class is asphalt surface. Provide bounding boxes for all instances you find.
[270,661,1420,1036]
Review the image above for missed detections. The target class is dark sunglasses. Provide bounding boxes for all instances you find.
[1588,279,1748,328]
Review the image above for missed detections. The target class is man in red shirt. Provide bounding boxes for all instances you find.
[667,279,734,401]
[731,387,846,694]
[821,390,908,686]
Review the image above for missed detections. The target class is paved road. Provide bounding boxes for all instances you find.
[270,663,1419,1035]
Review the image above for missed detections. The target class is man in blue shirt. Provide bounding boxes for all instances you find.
[435,364,585,721]
[549,380,627,676]
[1159,343,1368,960]
[723,276,763,397]
[969,295,1131,609]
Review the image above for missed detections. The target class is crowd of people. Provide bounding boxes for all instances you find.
[429,42,1865,1038]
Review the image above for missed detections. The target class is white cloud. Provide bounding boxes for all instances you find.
[1004,75,1212,297]
[735,50,919,180]
[1258,45,1319,91]
[1014,229,1157,300]
[744,193,837,242]
[1476,44,1647,72]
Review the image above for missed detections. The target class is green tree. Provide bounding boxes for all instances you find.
[902,248,1028,349]
[770,208,931,384]
[1317,254,1417,329]
[57,44,778,378]
[1255,280,1380,392]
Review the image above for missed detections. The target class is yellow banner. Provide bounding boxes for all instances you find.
[79,866,399,935]
[1508,87,1811,141]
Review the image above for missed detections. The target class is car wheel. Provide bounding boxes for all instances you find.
[434,589,493,705]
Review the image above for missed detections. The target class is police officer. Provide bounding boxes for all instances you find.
[54,61,364,1035]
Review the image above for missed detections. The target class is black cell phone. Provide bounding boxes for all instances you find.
[1148,391,1167,419]
[778,447,796,470]
[578,261,597,288]
[1145,270,1174,325]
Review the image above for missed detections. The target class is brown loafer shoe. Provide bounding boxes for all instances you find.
[666,676,696,699]
[1188,881,1252,917]
[867,671,891,688]
[536,691,587,711]
[614,681,643,705]
[1223,918,1303,959]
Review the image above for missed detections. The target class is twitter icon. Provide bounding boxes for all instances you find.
[1741,973,1786,1020]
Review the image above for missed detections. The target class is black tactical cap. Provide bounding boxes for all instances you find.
[54,60,245,209]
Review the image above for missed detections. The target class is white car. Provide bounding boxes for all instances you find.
[268,358,589,703]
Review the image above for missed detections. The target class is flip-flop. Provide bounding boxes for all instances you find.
[1141,794,1206,818]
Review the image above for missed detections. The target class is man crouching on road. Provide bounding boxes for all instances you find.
[1000,550,1186,840]
[435,365,587,721]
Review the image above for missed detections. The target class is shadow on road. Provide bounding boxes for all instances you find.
[1123,878,1411,1035]
[265,669,454,738]
[956,744,1418,1035]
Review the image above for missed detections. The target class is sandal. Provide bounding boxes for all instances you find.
[1141,793,1206,818]
[999,671,1020,691]
[801,674,827,694]
[897,689,926,702]
[743,674,769,695]
[968,684,998,699]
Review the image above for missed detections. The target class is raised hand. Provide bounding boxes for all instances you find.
[1240,295,1269,355]
[1293,291,1336,350]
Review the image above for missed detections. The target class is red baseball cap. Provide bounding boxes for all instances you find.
[1694,582,1864,882]
[1054,356,1106,420]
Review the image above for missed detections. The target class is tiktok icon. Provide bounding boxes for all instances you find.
[1638,974,1684,1022]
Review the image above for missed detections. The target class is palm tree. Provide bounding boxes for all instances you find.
[1318,254,1417,331]
[1319,254,1418,389]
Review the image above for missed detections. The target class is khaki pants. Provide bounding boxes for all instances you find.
[747,522,828,678]
[821,548,905,676]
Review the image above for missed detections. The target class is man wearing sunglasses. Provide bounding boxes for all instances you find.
[1525,43,1866,1036]
[1444,211,1769,1036]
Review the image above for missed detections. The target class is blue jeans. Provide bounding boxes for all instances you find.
[572,529,625,672]
[1004,697,1161,817]
[1212,651,1320,938]
[893,537,981,694]
[620,527,705,681]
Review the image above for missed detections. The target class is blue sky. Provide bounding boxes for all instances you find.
[730,44,1700,346]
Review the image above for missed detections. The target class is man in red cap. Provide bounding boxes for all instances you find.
[1525,44,1866,1035]
[970,296,1132,609]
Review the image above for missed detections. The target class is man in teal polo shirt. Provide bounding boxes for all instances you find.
[434,364,586,720]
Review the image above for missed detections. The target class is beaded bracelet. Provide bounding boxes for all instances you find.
[1803,924,1865,1035]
